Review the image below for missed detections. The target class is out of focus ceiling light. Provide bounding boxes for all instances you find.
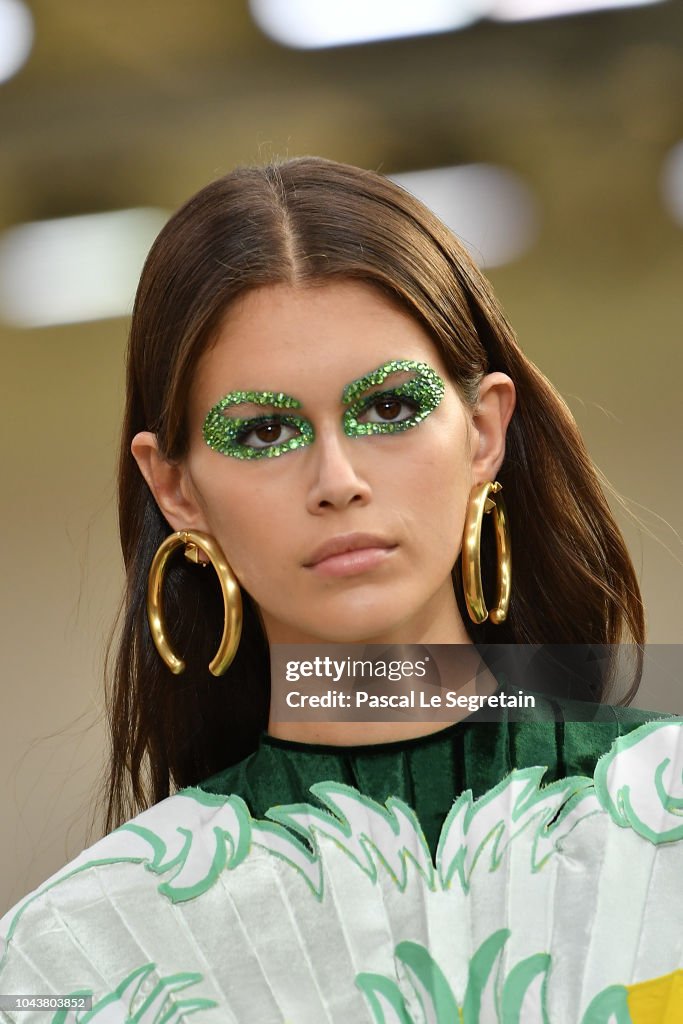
[390,164,538,268]
[251,0,666,48]
[0,209,169,328]
[661,141,683,227]
[250,0,483,48]
[490,0,665,20]
[0,0,33,83]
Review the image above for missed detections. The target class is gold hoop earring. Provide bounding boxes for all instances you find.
[461,481,511,625]
[147,530,243,676]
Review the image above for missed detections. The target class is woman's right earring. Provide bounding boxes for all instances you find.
[461,481,512,625]
[147,529,242,676]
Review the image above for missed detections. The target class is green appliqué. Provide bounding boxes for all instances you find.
[53,963,216,1023]
[356,932,550,1024]
[593,719,683,843]
[342,359,445,437]
[356,935,633,1024]
[255,781,436,900]
[202,389,313,459]
[436,766,599,893]
[0,788,253,958]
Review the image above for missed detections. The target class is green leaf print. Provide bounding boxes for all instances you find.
[356,932,555,1024]
[52,964,216,1023]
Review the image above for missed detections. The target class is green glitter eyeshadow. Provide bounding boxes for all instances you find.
[342,359,445,436]
[203,390,314,460]
[203,362,445,459]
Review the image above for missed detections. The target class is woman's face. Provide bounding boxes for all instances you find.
[158,280,508,644]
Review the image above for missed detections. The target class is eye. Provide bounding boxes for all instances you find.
[236,417,301,450]
[357,394,420,425]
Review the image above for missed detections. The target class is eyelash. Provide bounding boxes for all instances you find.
[231,391,421,455]
[235,416,305,453]
[204,413,313,460]
[343,384,435,437]
[347,390,421,431]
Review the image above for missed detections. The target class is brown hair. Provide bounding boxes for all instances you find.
[104,156,645,832]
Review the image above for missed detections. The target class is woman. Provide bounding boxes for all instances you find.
[1,158,681,1023]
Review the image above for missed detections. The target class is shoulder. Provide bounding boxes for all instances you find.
[0,786,250,959]
[199,744,263,797]
[0,786,255,1016]
[505,693,678,780]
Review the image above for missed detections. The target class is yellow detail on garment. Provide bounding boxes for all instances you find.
[627,970,683,1021]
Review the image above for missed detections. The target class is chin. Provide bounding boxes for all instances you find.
[263,584,432,645]
[302,607,420,645]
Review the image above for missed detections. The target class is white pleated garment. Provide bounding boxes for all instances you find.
[1,720,682,1023]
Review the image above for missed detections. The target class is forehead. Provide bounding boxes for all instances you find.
[191,280,446,415]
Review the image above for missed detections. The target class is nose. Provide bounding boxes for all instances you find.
[305,426,372,514]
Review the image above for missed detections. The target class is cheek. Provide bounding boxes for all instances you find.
[196,468,292,590]
[398,434,472,553]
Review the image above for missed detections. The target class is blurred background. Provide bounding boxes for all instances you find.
[1,0,681,912]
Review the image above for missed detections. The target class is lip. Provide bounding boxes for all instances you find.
[303,533,397,575]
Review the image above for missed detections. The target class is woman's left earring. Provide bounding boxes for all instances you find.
[147,530,243,676]
[461,481,511,625]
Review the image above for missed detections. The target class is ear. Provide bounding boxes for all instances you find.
[130,431,210,534]
[470,372,516,482]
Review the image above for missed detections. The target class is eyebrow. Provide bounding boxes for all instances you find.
[212,390,302,415]
[210,360,425,418]
[341,359,422,405]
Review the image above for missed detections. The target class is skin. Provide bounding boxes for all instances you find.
[132,280,516,744]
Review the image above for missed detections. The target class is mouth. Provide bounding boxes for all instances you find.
[303,533,398,578]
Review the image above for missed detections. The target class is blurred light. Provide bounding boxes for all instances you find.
[390,164,538,268]
[491,0,665,20]
[661,142,683,227]
[0,0,33,83]
[249,0,485,49]
[251,0,667,48]
[0,209,169,328]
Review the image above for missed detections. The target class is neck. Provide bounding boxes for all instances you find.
[265,593,496,746]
